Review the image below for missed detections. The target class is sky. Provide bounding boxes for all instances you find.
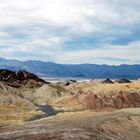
[0,0,140,65]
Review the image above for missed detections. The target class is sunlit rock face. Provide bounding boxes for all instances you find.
[67,90,140,110]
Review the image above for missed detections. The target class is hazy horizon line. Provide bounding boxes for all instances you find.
[0,57,140,66]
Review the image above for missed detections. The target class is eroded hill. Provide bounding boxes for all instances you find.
[0,70,140,140]
[0,82,41,123]
[20,80,140,111]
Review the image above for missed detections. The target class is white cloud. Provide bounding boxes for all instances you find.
[55,40,140,65]
[0,0,139,32]
[0,0,140,64]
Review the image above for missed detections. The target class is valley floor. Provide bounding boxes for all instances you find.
[0,108,140,140]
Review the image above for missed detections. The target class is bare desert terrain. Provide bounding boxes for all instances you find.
[0,70,140,140]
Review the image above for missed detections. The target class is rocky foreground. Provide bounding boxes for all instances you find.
[1,109,140,140]
[0,70,140,140]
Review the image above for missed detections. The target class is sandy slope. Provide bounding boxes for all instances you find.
[0,82,40,123]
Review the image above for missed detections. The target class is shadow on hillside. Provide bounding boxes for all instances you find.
[28,105,85,121]
[28,105,62,121]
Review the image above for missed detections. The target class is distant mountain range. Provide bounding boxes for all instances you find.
[0,58,140,79]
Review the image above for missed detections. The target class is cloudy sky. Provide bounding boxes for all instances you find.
[0,0,140,65]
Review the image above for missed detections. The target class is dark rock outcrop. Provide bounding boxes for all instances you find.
[0,69,47,87]
[65,80,77,86]
[102,78,113,84]
[116,78,131,83]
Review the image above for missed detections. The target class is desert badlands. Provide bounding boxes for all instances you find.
[0,70,140,140]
